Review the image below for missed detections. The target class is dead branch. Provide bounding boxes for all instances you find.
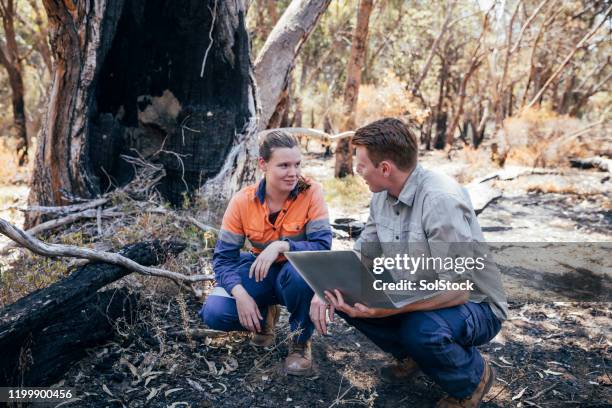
[526,4,612,108]
[510,0,549,54]
[259,127,355,141]
[0,218,214,283]
[0,208,122,255]
[12,197,110,214]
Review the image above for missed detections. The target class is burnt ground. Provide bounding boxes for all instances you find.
[43,289,610,408]
[4,151,611,407]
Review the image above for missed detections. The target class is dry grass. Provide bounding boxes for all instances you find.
[300,71,428,131]
[322,175,371,214]
[502,107,607,168]
[356,71,429,127]
[453,146,494,184]
[525,181,582,195]
[0,138,31,186]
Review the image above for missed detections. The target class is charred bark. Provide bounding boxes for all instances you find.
[28,0,258,226]
[0,240,185,386]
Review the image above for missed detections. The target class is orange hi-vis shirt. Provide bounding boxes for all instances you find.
[212,178,332,293]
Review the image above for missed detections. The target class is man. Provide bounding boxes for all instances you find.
[310,118,508,407]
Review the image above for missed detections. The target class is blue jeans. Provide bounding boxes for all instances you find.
[199,253,314,343]
[337,301,502,398]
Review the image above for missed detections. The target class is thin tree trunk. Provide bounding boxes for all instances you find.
[28,0,53,75]
[411,1,453,97]
[0,0,29,166]
[335,0,373,178]
[444,11,490,147]
[255,0,331,130]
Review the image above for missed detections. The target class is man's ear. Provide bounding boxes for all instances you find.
[380,161,392,177]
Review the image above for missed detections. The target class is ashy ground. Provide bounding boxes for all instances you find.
[2,148,611,407]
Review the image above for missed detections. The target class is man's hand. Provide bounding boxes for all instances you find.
[310,295,334,335]
[231,285,262,332]
[249,241,289,282]
[324,289,396,319]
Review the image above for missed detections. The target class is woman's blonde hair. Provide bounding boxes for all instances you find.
[259,130,299,161]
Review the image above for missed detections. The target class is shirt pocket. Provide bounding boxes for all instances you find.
[244,226,265,245]
[281,221,306,240]
[375,215,396,242]
[407,222,427,242]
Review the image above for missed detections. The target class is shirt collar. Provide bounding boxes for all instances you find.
[386,164,422,207]
[255,178,300,204]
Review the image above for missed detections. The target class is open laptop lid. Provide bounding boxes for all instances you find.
[285,250,399,309]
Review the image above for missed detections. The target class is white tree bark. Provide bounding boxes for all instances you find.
[254,0,331,130]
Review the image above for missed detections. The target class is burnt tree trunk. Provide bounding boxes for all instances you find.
[335,0,373,178]
[0,240,185,386]
[28,0,258,227]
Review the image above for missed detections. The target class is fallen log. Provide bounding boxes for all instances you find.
[466,182,503,215]
[0,240,184,386]
[569,156,611,172]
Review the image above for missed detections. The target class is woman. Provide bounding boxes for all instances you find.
[199,130,332,376]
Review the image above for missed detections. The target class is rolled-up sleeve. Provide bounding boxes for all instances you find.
[212,195,246,294]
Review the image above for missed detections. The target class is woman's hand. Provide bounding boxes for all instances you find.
[310,295,334,335]
[231,285,262,332]
[249,241,290,282]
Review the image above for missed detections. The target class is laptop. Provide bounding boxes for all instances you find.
[285,250,419,309]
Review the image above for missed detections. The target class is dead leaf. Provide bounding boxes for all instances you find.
[146,387,158,401]
[120,357,139,379]
[187,378,205,392]
[144,375,158,387]
[512,387,527,400]
[499,356,513,366]
[165,388,183,396]
[204,358,218,375]
[102,383,114,397]
[543,369,564,376]
[168,402,189,408]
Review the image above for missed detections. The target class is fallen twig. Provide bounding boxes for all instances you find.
[526,383,557,402]
[12,197,110,214]
[0,208,122,255]
[0,218,214,284]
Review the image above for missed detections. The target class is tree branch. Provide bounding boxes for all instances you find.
[258,127,354,141]
[0,218,214,283]
[527,4,612,108]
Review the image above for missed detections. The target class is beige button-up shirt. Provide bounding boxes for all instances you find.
[355,164,508,320]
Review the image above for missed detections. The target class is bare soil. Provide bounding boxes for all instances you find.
[4,149,611,407]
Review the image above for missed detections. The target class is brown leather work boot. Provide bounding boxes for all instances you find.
[283,339,314,376]
[379,356,422,384]
[250,304,280,347]
[435,359,496,408]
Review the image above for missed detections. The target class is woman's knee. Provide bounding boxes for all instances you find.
[200,295,238,331]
